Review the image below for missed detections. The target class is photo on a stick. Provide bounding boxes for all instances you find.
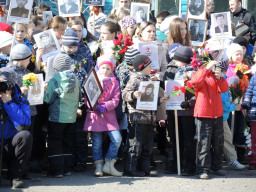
[130,2,150,23]
[42,11,53,27]
[186,0,207,20]
[58,0,80,17]
[188,18,208,47]
[7,0,33,23]
[211,12,232,38]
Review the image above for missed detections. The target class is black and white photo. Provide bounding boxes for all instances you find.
[136,81,159,111]
[7,0,33,23]
[85,0,105,6]
[211,12,232,38]
[43,11,53,27]
[58,0,80,17]
[131,2,150,23]
[33,29,61,62]
[83,69,103,110]
[187,0,207,20]
[188,19,208,47]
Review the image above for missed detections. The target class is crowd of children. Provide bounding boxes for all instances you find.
[0,0,256,189]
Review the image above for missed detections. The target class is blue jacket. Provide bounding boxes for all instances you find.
[221,90,236,121]
[0,85,31,144]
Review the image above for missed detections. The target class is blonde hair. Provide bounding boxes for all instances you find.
[48,16,67,30]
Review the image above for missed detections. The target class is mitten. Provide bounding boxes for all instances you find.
[180,101,190,109]
[95,104,107,115]
[241,100,250,110]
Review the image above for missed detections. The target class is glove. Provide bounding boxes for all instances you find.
[95,104,107,115]
[241,101,250,110]
[180,101,190,109]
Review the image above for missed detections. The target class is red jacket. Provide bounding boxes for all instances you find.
[191,67,229,118]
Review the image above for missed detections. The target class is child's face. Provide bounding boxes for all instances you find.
[16,24,26,43]
[156,18,163,29]
[71,25,83,41]
[141,63,153,76]
[175,60,187,67]
[99,64,112,77]
[100,25,115,41]
[232,50,243,64]
[54,23,67,39]
[126,25,136,37]
[63,46,78,54]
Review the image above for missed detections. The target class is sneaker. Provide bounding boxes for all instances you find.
[198,172,209,179]
[12,178,24,188]
[212,169,225,176]
[227,160,246,170]
[145,170,158,177]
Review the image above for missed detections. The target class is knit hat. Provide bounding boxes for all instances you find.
[121,16,136,30]
[0,31,13,49]
[10,44,32,61]
[132,54,152,72]
[53,54,71,72]
[160,15,179,35]
[173,46,193,64]
[233,36,249,50]
[62,30,79,47]
[0,67,17,86]
[226,43,243,59]
[219,59,229,72]
[0,22,13,34]
[168,43,182,61]
[124,48,140,66]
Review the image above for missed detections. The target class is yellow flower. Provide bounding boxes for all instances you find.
[29,73,37,82]
[23,75,30,81]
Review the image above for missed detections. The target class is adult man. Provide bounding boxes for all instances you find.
[215,14,229,33]
[10,0,29,18]
[229,0,256,44]
[60,0,79,15]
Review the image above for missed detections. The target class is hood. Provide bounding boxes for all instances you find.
[7,62,29,73]
[54,70,77,93]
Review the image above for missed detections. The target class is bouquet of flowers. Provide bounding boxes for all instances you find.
[23,73,37,86]
[168,81,194,98]
[230,75,249,102]
[190,48,211,69]
[112,34,133,62]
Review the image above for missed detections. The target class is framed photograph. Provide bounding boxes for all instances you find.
[165,80,185,110]
[138,41,159,69]
[58,0,80,17]
[33,29,61,62]
[188,19,208,47]
[82,68,103,110]
[186,0,207,20]
[136,81,160,111]
[0,0,7,6]
[42,11,53,27]
[7,0,33,23]
[85,0,105,6]
[211,12,232,39]
[27,74,44,105]
[130,2,150,23]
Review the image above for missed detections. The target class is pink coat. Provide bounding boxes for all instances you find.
[83,73,120,132]
[226,63,237,83]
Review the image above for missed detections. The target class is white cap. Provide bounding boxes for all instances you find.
[0,31,13,49]
[226,43,243,59]
[160,15,179,35]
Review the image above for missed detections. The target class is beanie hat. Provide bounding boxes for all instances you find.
[226,43,243,59]
[0,67,17,86]
[219,59,229,72]
[233,36,248,50]
[124,48,140,66]
[121,16,136,30]
[168,43,182,61]
[53,54,71,72]
[160,15,179,35]
[62,30,79,47]
[0,22,13,34]
[0,31,13,49]
[173,46,193,64]
[10,44,32,61]
[97,55,116,71]
[132,54,152,72]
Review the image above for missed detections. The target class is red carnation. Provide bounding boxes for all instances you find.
[119,47,128,54]
[113,39,121,45]
[173,86,179,91]
[117,34,123,40]
[179,86,186,93]
[186,81,193,88]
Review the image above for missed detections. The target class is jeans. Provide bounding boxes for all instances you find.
[197,117,224,174]
[91,130,122,161]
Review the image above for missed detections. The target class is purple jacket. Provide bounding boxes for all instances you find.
[83,73,120,132]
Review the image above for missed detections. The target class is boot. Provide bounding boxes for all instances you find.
[94,160,104,177]
[102,159,122,176]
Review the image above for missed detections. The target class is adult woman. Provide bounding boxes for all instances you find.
[167,17,191,46]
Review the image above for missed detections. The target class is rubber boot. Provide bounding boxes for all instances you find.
[102,159,122,176]
[94,160,104,177]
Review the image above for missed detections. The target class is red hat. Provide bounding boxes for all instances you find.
[98,61,114,71]
[0,22,13,34]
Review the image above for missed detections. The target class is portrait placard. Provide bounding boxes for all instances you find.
[211,12,232,39]
[136,81,159,111]
[7,0,33,23]
[0,0,7,6]
[130,2,150,23]
[188,19,208,47]
[165,80,185,110]
[205,38,225,51]
[85,0,105,6]
[58,0,80,17]
[27,74,44,105]
[33,29,61,62]
[82,68,103,110]
[186,0,207,20]
[138,41,159,69]
[42,11,53,27]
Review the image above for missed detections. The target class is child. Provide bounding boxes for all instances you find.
[83,56,122,177]
[13,23,33,50]
[122,54,168,177]
[44,54,79,177]
[121,16,136,38]
[156,10,170,29]
[191,59,229,179]
[0,31,13,67]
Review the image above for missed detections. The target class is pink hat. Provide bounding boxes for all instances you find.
[97,55,116,71]
[98,61,114,71]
